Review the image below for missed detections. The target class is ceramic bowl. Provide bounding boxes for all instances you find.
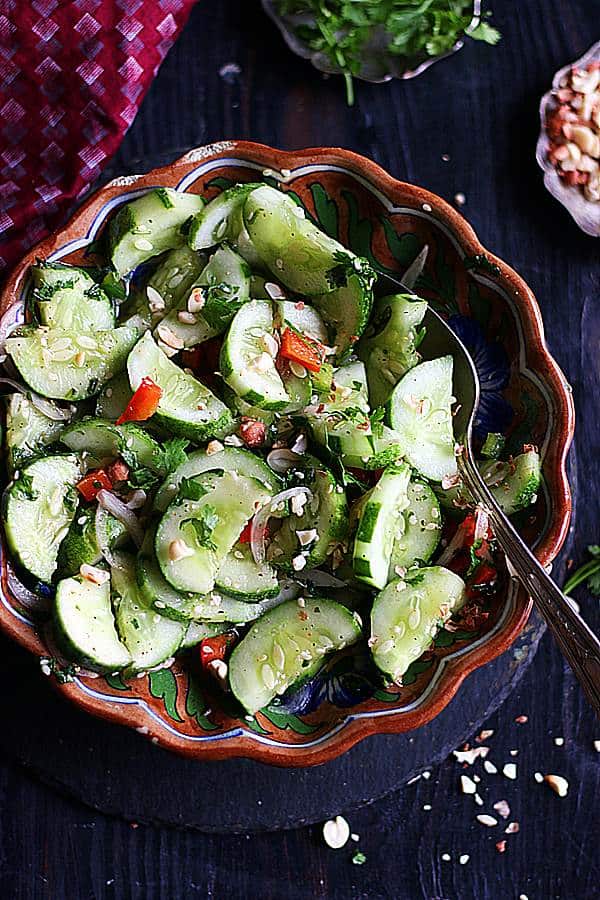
[0,142,574,766]
[262,0,482,84]
[536,40,600,237]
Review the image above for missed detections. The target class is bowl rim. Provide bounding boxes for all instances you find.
[0,141,575,767]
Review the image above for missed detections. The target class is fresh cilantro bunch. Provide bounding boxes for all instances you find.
[564,546,600,597]
[274,0,500,104]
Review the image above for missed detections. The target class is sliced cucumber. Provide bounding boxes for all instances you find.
[57,504,127,577]
[273,300,329,344]
[388,480,442,576]
[32,262,115,332]
[229,596,361,714]
[249,274,271,298]
[222,384,277,426]
[54,575,131,672]
[353,463,411,589]
[127,331,232,441]
[358,293,427,407]
[370,567,466,683]
[314,268,374,361]
[188,183,261,250]
[7,324,139,401]
[112,555,184,675]
[180,620,229,650]
[386,355,457,482]
[215,540,279,599]
[269,461,349,572]
[61,417,161,470]
[154,445,281,512]
[220,299,289,410]
[4,454,80,583]
[480,449,541,515]
[4,393,67,474]
[95,373,132,421]
[146,245,205,317]
[156,471,271,594]
[243,185,356,295]
[136,552,283,623]
[157,244,250,349]
[108,188,205,277]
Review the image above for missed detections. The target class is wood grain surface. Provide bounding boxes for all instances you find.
[1,0,599,897]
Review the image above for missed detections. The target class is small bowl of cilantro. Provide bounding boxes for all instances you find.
[263,0,500,104]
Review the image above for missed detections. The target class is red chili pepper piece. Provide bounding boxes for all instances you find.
[238,520,270,544]
[116,377,162,425]
[106,459,129,483]
[278,328,325,373]
[76,469,113,502]
[240,418,267,448]
[199,633,236,670]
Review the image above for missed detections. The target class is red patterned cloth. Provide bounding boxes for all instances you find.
[0,0,197,276]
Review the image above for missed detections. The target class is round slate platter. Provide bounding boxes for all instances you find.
[0,610,545,833]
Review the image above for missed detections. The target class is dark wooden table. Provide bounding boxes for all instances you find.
[2,1,599,897]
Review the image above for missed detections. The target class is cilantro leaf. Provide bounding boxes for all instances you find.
[178,477,209,501]
[13,473,39,501]
[181,504,219,551]
[370,406,385,438]
[158,438,190,475]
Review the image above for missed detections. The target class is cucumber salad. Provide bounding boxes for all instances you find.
[1,183,541,715]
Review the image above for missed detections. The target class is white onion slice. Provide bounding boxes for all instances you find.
[0,377,71,421]
[0,304,22,356]
[436,522,469,567]
[473,505,490,543]
[7,567,50,614]
[97,489,144,548]
[266,448,303,473]
[250,486,312,564]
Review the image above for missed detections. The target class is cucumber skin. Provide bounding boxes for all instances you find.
[188,183,262,250]
[314,269,375,362]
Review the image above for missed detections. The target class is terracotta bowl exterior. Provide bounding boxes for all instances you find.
[0,142,574,767]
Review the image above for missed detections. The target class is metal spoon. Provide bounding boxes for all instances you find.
[377,271,600,718]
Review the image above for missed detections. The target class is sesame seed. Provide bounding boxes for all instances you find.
[322,815,350,849]
[503,763,517,780]
[476,814,498,827]
[441,853,451,862]
[554,737,564,746]
[534,772,544,783]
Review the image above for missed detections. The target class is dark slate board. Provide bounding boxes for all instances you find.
[0,612,544,832]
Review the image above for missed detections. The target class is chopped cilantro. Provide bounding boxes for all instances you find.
[352,851,367,865]
[13,473,38,501]
[178,477,209,501]
[564,546,600,597]
[370,406,385,438]
[158,437,190,475]
[181,504,219,551]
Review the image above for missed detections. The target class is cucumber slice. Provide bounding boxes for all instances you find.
[61,418,161,470]
[108,188,205,277]
[188,183,261,250]
[269,461,349,572]
[4,454,81,583]
[6,324,139,401]
[4,393,67,474]
[57,504,127,577]
[480,449,541,515]
[154,445,281,512]
[180,620,229,650]
[386,355,457,482]
[273,300,329,344]
[136,552,283,623]
[127,331,232,441]
[249,274,271,298]
[229,596,361,714]
[243,185,356,295]
[314,268,374,361]
[112,555,184,675]
[388,480,442,576]
[32,262,115,331]
[222,384,277,426]
[156,244,250,349]
[146,245,205,317]
[358,293,427,407]
[215,540,279,599]
[95,373,132,421]
[352,463,411,589]
[54,575,131,672]
[156,471,271,594]
[370,566,466,683]
[220,300,289,410]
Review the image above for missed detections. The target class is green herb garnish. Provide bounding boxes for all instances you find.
[181,504,220,551]
[564,546,600,597]
[274,0,500,105]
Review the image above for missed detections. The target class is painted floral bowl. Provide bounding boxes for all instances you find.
[0,142,574,766]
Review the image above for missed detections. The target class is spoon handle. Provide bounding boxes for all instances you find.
[458,453,600,720]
